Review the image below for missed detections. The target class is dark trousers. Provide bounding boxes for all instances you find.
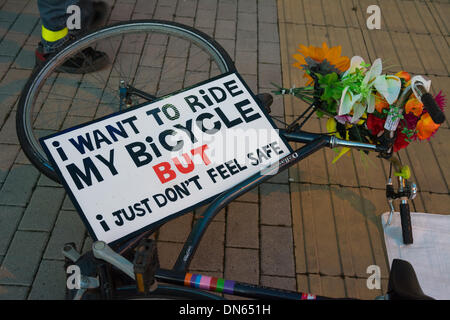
[37,0,79,31]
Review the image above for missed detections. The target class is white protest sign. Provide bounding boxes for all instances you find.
[41,72,292,244]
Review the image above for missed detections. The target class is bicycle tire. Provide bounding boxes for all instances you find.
[17,19,235,183]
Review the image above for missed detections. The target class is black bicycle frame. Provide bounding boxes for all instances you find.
[172,131,331,271]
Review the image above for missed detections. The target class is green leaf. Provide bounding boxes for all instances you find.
[316,110,324,118]
[329,72,338,82]
[332,87,344,100]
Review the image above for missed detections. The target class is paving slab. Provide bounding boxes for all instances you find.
[158,212,193,243]
[0,164,39,206]
[27,259,66,300]
[344,276,388,300]
[260,275,296,291]
[260,225,295,277]
[427,1,450,36]
[415,192,450,215]
[278,0,449,299]
[260,182,291,226]
[157,241,184,270]
[0,205,23,256]
[189,220,225,272]
[43,210,86,260]
[0,230,48,286]
[0,284,28,300]
[18,186,66,232]
[0,144,19,183]
[226,202,259,249]
[224,247,259,284]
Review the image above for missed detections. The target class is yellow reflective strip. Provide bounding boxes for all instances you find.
[136,273,145,292]
[41,25,68,42]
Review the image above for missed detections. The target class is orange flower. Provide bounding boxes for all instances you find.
[293,42,350,85]
[375,92,390,113]
[405,97,423,117]
[395,71,411,82]
[416,113,440,140]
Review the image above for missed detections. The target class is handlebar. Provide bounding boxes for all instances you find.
[375,82,446,157]
[399,202,413,244]
[413,82,445,124]
[420,92,445,124]
[280,130,389,154]
[330,135,389,153]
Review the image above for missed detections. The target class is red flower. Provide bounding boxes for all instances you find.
[393,130,410,152]
[366,114,385,136]
[404,113,418,141]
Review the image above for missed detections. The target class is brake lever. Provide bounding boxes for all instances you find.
[385,171,418,226]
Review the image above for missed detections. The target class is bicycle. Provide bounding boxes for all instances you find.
[15,20,442,300]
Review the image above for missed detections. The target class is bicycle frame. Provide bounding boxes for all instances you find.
[86,129,384,300]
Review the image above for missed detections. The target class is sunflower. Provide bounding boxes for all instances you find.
[293,42,350,85]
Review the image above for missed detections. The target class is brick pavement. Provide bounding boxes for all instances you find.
[0,0,448,300]
[279,0,450,299]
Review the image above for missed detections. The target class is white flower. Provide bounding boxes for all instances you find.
[338,57,402,122]
[342,56,366,78]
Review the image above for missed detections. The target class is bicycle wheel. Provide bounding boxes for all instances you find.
[17,20,235,182]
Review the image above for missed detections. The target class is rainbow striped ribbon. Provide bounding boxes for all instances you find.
[300,293,317,300]
[184,273,235,294]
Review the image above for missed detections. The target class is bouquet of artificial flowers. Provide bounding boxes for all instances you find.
[274,43,446,163]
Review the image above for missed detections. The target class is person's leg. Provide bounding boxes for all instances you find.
[37,0,78,53]
[37,0,70,31]
[37,0,109,54]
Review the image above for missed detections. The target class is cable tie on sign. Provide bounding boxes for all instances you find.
[280,84,297,95]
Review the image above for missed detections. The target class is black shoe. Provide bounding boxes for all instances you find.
[35,42,110,74]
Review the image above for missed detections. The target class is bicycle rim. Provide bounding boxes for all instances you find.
[17,20,235,182]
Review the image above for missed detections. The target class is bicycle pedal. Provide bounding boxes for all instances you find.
[133,239,159,295]
[63,242,81,263]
